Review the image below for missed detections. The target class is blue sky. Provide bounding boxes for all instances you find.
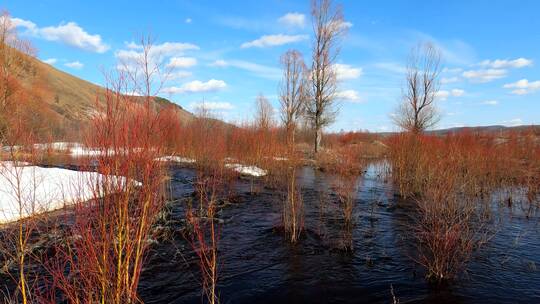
[6,0,540,132]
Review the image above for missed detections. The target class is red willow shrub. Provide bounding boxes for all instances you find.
[276,152,304,244]
[185,163,227,304]
[387,128,540,282]
[413,153,488,282]
[40,68,173,303]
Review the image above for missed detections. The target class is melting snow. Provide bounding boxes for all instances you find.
[0,161,138,224]
[225,164,267,177]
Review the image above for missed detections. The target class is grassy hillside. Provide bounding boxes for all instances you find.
[26,55,195,139]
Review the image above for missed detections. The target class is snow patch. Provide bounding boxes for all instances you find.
[225,164,267,177]
[0,162,139,224]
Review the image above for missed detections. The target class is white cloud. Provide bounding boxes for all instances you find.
[501,118,523,126]
[168,71,192,79]
[479,58,533,69]
[185,18,192,24]
[64,61,84,69]
[451,89,465,97]
[118,42,199,59]
[210,59,228,67]
[334,64,362,80]
[442,67,463,73]
[462,69,507,83]
[13,18,109,53]
[335,90,362,102]
[339,21,354,29]
[435,89,464,101]
[435,90,450,100]
[210,59,281,80]
[167,57,197,68]
[163,79,227,94]
[125,41,140,49]
[241,34,308,48]
[189,101,234,111]
[482,100,498,105]
[42,58,57,65]
[278,13,306,28]
[503,79,540,95]
[115,42,199,73]
[441,76,459,84]
[11,17,37,30]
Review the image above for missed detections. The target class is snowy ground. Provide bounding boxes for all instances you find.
[0,161,136,224]
[225,163,267,177]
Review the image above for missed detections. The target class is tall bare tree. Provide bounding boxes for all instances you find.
[254,93,274,130]
[393,42,442,133]
[307,0,346,153]
[279,49,307,146]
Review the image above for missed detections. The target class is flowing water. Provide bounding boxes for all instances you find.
[0,162,538,303]
[137,163,540,304]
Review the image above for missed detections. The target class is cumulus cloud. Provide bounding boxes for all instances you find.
[503,79,540,95]
[64,61,84,69]
[241,34,308,48]
[8,17,37,31]
[441,76,459,84]
[435,90,450,100]
[334,64,362,80]
[115,41,199,73]
[163,79,227,94]
[167,57,197,68]
[435,89,465,100]
[12,17,109,53]
[189,101,234,111]
[278,13,306,28]
[42,58,57,65]
[479,58,533,69]
[482,100,498,105]
[335,90,362,102]
[117,42,199,61]
[462,69,507,83]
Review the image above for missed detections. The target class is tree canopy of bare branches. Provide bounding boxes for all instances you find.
[254,93,274,130]
[393,42,442,133]
[306,0,346,153]
[279,49,307,146]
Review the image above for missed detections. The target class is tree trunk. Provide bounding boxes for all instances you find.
[314,127,322,153]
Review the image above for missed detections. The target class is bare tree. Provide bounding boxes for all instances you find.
[254,93,274,130]
[306,0,346,153]
[393,42,442,133]
[279,49,307,146]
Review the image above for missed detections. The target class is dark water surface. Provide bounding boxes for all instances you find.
[138,164,540,304]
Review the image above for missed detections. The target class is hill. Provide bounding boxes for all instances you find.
[11,49,195,139]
